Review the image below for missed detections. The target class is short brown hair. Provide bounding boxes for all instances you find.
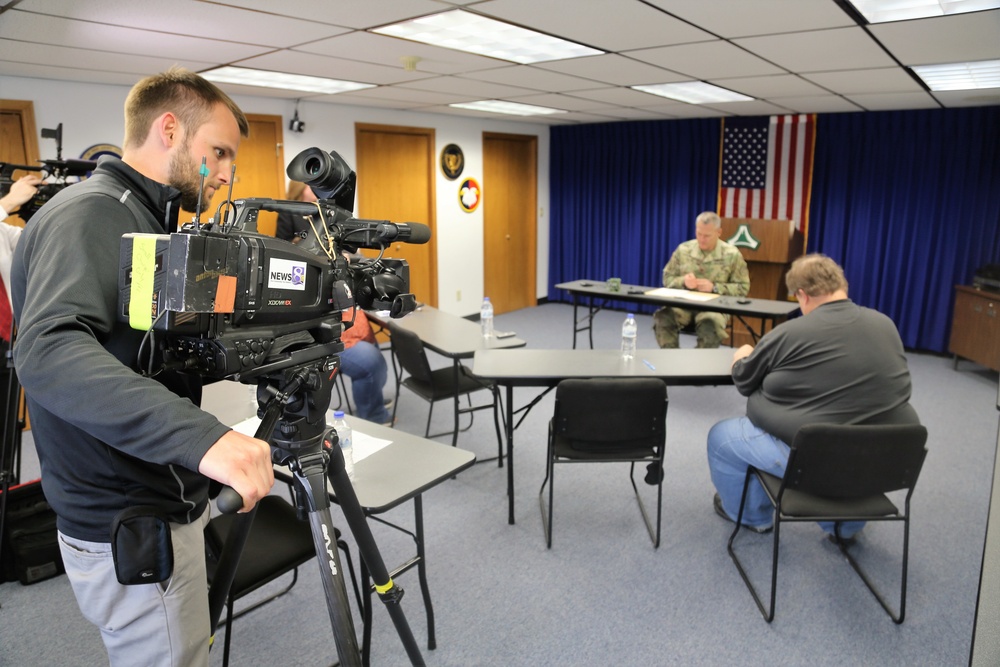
[123,66,249,148]
[785,253,849,297]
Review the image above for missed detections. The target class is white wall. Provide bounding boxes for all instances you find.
[0,75,551,318]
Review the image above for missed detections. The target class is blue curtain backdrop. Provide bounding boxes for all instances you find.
[548,106,1000,353]
[548,118,720,315]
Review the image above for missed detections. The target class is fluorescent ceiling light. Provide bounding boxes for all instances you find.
[201,66,374,94]
[373,9,602,64]
[449,100,566,116]
[631,82,753,104]
[912,59,1000,90]
[847,0,1000,23]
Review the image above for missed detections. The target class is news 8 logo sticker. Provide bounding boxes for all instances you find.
[268,258,307,291]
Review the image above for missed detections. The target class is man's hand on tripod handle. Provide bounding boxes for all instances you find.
[199,430,274,513]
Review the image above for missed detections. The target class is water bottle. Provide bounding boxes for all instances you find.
[331,410,355,481]
[621,313,637,360]
[481,296,494,338]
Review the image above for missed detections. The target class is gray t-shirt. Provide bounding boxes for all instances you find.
[732,299,919,444]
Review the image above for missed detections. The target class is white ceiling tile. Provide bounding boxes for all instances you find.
[295,32,504,75]
[931,89,1000,107]
[735,27,897,72]
[646,0,856,37]
[535,54,684,86]
[627,41,786,79]
[503,93,616,112]
[472,0,715,51]
[844,90,942,111]
[395,75,539,98]
[801,67,924,94]
[456,65,606,93]
[700,99,801,116]
[564,87,674,106]
[711,74,830,98]
[14,0,347,46]
[237,51,437,86]
[762,95,866,113]
[868,10,1000,65]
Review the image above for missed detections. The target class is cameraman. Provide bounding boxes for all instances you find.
[11,68,273,667]
[0,174,41,341]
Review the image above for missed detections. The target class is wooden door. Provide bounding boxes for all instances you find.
[483,132,536,315]
[180,114,285,234]
[355,123,437,307]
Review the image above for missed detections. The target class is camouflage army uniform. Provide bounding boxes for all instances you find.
[652,238,750,348]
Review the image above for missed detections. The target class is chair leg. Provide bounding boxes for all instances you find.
[833,519,909,623]
[629,463,661,548]
[727,468,779,622]
[538,439,555,548]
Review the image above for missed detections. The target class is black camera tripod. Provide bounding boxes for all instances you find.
[206,355,424,666]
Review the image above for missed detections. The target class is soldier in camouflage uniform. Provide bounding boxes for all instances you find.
[653,211,750,348]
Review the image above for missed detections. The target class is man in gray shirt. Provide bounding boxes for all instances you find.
[707,254,919,536]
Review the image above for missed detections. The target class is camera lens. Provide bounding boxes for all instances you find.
[306,158,321,176]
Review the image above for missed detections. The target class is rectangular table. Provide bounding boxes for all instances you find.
[236,415,475,663]
[555,279,800,348]
[472,348,735,524]
[367,306,526,447]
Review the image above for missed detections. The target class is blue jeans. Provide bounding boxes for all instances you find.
[339,341,391,424]
[707,416,865,537]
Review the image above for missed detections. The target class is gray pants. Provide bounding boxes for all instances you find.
[58,509,211,667]
[652,307,728,348]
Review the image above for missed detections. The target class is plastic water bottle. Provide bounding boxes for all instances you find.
[481,296,494,338]
[331,410,355,481]
[621,313,637,360]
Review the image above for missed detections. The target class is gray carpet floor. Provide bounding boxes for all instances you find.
[1,302,997,666]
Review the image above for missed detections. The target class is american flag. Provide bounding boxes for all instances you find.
[718,114,816,236]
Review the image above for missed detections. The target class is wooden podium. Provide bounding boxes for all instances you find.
[721,218,804,347]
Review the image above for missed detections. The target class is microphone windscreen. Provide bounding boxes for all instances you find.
[404,222,432,244]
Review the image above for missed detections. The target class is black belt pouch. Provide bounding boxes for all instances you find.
[110,506,173,585]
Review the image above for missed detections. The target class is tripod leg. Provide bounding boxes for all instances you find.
[326,445,425,667]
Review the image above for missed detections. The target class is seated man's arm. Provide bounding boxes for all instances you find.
[714,251,750,296]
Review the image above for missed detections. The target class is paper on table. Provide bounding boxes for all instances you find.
[645,287,720,302]
[229,416,392,463]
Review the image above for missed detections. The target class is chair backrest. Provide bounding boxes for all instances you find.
[553,378,667,451]
[387,323,434,383]
[784,423,928,499]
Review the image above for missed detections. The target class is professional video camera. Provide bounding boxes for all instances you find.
[0,124,96,222]
[118,147,427,383]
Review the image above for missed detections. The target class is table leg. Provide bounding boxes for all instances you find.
[506,384,516,524]
[413,495,435,650]
[451,359,460,448]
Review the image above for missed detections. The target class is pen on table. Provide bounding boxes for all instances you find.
[642,359,656,370]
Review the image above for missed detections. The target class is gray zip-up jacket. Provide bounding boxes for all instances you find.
[11,157,230,542]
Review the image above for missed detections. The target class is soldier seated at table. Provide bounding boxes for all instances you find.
[652,211,750,348]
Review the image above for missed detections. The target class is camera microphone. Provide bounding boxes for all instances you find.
[371,221,431,244]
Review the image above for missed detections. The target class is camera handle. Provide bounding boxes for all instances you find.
[208,362,424,666]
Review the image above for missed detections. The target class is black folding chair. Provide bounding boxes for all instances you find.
[728,422,928,623]
[539,377,668,548]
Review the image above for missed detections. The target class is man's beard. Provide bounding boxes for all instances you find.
[169,144,209,212]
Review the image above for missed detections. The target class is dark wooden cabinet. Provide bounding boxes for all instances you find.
[950,285,1000,372]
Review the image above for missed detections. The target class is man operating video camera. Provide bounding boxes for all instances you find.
[10,67,273,667]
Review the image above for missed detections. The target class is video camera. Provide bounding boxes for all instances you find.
[0,124,96,222]
[118,147,426,383]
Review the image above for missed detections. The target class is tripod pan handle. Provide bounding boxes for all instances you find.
[217,486,244,514]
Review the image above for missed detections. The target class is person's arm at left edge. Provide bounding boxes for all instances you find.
[0,174,42,221]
